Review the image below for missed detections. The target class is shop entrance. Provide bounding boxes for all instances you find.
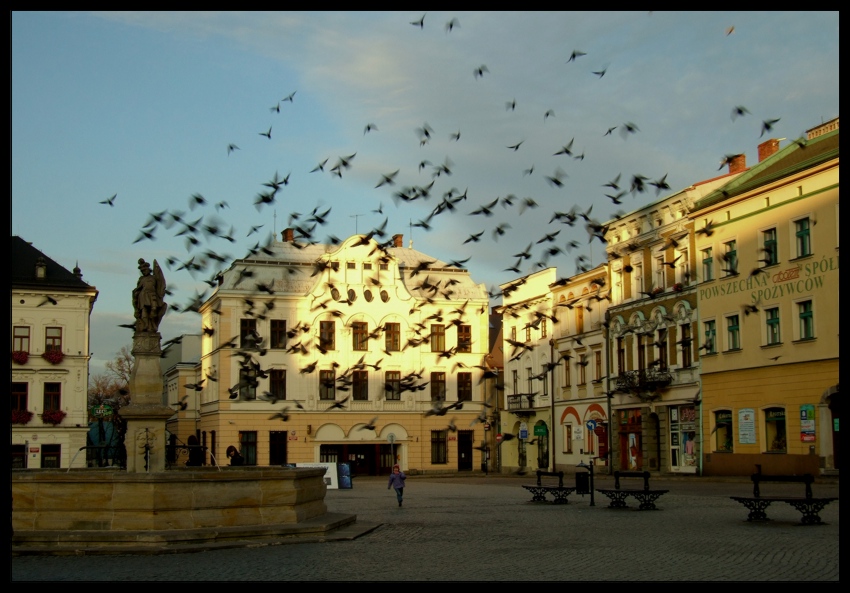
[319,443,396,475]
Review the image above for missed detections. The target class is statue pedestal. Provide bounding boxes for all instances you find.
[122,332,174,473]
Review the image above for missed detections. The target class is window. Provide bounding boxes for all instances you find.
[239,431,257,466]
[540,319,547,338]
[637,334,647,370]
[703,320,716,354]
[656,329,668,369]
[270,369,286,401]
[575,306,584,334]
[270,319,287,349]
[458,372,472,401]
[41,444,61,469]
[346,262,356,269]
[675,248,690,284]
[431,430,448,464]
[12,444,26,469]
[385,371,401,400]
[352,322,369,351]
[431,372,446,401]
[714,411,733,452]
[240,318,257,348]
[701,248,714,282]
[762,228,778,266]
[512,369,519,394]
[431,324,445,352]
[563,358,571,387]
[616,338,625,373]
[353,370,369,401]
[43,382,61,411]
[563,424,573,454]
[578,357,587,385]
[525,325,531,342]
[12,382,28,412]
[680,323,692,368]
[726,315,740,351]
[239,368,257,400]
[722,241,737,276]
[526,367,534,394]
[385,323,401,352]
[798,300,814,340]
[764,407,786,452]
[13,326,30,352]
[320,370,336,400]
[633,263,644,297]
[457,324,471,352]
[320,321,335,351]
[655,255,666,289]
[766,307,780,345]
[45,327,62,352]
[795,217,811,258]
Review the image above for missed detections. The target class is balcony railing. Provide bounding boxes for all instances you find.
[615,368,673,400]
[506,394,537,410]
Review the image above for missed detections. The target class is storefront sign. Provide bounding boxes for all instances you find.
[738,408,756,444]
[534,425,548,437]
[800,404,816,443]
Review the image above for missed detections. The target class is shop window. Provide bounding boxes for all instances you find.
[714,410,733,452]
[12,445,26,469]
[669,405,698,469]
[764,407,786,452]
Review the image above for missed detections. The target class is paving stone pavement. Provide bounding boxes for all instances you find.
[11,474,839,581]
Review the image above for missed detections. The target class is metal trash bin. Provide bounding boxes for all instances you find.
[575,470,590,495]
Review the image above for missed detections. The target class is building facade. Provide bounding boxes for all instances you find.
[12,236,99,469]
[602,168,744,474]
[691,124,839,476]
[551,265,611,472]
[169,231,492,475]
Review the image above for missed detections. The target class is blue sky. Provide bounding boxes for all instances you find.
[11,11,839,378]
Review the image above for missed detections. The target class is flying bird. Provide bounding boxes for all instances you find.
[445,17,459,32]
[227,144,240,155]
[567,50,586,63]
[410,14,425,28]
[731,105,750,120]
[364,123,378,134]
[474,64,489,78]
[259,126,272,139]
[99,194,117,207]
[760,118,781,137]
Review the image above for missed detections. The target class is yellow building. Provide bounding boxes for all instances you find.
[691,123,839,475]
[166,231,492,475]
[12,237,99,468]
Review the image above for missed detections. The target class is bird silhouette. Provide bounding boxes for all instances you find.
[474,64,489,78]
[99,194,117,206]
[259,126,272,139]
[567,49,586,63]
[760,118,780,137]
[410,14,425,28]
[731,105,750,120]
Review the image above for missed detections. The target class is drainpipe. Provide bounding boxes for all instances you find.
[604,309,613,475]
[549,338,556,472]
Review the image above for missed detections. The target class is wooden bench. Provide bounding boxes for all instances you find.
[522,470,576,504]
[730,472,837,525]
[596,471,669,510]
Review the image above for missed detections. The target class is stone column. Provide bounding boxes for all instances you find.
[121,331,174,473]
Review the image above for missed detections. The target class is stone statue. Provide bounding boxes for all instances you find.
[133,258,167,333]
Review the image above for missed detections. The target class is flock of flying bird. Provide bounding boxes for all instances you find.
[92,14,796,436]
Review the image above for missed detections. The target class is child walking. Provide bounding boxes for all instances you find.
[387,464,406,507]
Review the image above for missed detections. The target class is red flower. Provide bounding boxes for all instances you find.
[12,351,29,365]
[12,409,34,425]
[42,350,64,364]
[41,409,67,425]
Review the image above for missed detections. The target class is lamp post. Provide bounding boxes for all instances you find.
[549,338,556,472]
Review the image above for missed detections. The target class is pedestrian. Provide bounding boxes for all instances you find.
[387,464,406,507]
[226,445,244,466]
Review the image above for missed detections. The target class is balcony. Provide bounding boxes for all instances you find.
[615,368,673,401]
[506,394,536,411]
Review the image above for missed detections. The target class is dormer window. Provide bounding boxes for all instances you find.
[35,257,47,279]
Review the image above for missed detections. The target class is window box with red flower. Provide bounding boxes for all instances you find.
[672,283,684,293]
[12,409,34,425]
[12,351,29,365]
[650,287,665,297]
[41,409,67,425]
[42,350,64,365]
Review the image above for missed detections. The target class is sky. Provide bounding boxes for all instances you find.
[11,11,839,379]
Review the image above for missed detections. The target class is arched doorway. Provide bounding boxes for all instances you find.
[534,420,549,469]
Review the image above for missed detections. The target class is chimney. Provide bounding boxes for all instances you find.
[282,228,294,242]
[758,139,780,162]
[728,154,747,174]
[392,233,403,248]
